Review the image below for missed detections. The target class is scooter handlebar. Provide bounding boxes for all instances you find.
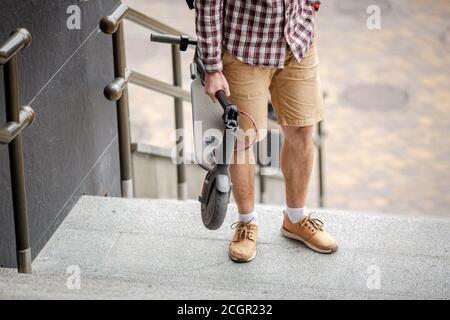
[151,33,180,44]
[215,90,233,109]
[216,90,239,130]
[151,34,233,112]
[150,33,197,46]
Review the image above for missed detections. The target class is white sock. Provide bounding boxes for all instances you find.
[239,210,258,225]
[286,207,307,224]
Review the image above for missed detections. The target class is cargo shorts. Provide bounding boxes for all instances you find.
[222,42,324,141]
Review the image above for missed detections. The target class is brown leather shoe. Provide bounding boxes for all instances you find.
[281,212,338,253]
[228,221,258,262]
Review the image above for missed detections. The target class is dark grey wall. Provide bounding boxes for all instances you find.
[0,0,121,267]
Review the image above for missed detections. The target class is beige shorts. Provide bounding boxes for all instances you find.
[222,43,324,140]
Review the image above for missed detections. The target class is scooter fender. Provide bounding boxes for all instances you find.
[215,174,231,193]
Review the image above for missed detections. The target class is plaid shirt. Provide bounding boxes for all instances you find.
[195,0,320,72]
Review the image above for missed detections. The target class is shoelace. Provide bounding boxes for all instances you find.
[230,220,255,241]
[300,214,324,232]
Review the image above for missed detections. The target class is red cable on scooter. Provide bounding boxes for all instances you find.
[235,109,259,152]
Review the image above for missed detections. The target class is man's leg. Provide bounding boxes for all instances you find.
[221,50,272,263]
[270,44,338,253]
[228,140,258,262]
[279,123,337,253]
[279,125,338,253]
[226,145,259,263]
[230,148,256,215]
[281,125,315,209]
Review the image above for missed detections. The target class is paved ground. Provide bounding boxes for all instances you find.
[0,196,448,299]
[318,0,450,217]
[120,0,450,218]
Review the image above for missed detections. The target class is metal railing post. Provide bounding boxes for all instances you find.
[5,56,32,273]
[0,28,35,273]
[258,169,266,204]
[100,4,134,198]
[103,5,208,200]
[171,45,187,200]
[257,137,268,204]
[317,120,325,207]
[113,22,133,198]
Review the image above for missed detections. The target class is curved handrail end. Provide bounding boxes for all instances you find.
[99,3,129,34]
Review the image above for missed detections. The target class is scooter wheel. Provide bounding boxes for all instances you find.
[201,187,229,230]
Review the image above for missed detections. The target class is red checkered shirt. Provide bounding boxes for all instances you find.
[195,0,320,72]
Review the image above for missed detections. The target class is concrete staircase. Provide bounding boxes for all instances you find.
[0,196,449,299]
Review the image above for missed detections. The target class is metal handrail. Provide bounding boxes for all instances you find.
[100,3,133,198]
[126,7,192,200]
[0,106,35,145]
[0,29,32,64]
[127,7,190,36]
[0,28,35,273]
[100,3,189,200]
[128,71,190,102]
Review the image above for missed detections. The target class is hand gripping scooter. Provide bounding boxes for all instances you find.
[150,33,240,230]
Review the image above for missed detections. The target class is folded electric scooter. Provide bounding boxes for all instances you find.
[150,33,240,230]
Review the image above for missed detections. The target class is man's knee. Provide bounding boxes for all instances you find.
[282,125,314,145]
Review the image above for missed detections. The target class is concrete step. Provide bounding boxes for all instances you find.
[1,196,449,299]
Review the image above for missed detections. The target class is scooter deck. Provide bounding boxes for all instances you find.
[191,77,225,165]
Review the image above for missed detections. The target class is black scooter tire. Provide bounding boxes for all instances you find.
[201,187,229,230]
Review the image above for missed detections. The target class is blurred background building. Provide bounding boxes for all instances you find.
[124,0,450,218]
